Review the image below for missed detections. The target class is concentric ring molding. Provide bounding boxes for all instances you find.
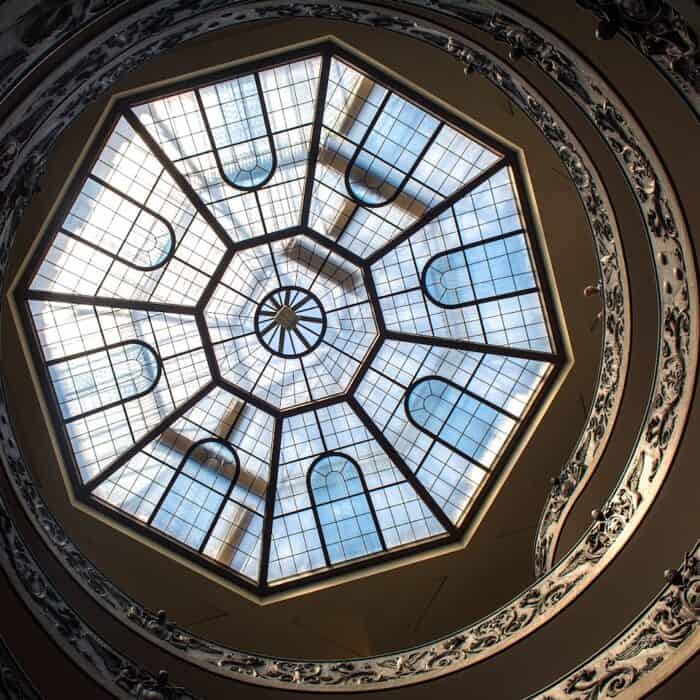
[529,542,700,699]
[0,0,695,696]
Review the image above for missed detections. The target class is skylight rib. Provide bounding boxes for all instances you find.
[93,386,271,582]
[31,117,226,307]
[268,403,445,582]
[20,45,563,593]
[306,57,502,258]
[133,57,321,243]
[355,340,551,523]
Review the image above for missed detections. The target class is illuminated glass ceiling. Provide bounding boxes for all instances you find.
[19,44,563,593]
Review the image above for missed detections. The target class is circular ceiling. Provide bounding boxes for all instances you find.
[15,42,565,595]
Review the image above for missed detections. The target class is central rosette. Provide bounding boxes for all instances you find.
[254,286,327,358]
[204,234,379,410]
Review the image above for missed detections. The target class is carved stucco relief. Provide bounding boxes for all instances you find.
[0,0,695,696]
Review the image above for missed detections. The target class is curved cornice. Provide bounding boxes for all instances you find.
[0,0,696,697]
[530,542,700,699]
[575,0,700,117]
[0,492,198,700]
[0,633,42,700]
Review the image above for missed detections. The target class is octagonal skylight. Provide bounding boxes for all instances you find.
[18,42,563,593]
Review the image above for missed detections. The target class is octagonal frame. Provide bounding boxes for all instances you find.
[14,39,566,597]
[199,227,381,414]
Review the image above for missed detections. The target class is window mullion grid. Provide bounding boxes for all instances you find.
[509,162,561,358]
[196,247,233,381]
[306,410,334,565]
[312,409,328,454]
[92,308,136,445]
[354,467,388,551]
[27,289,195,316]
[365,156,510,266]
[361,263,386,334]
[383,330,558,364]
[379,122,445,209]
[92,168,164,297]
[82,381,215,493]
[408,237,436,336]
[141,309,178,422]
[142,438,237,534]
[194,73,277,192]
[333,202,360,244]
[319,338,356,365]
[415,359,491,476]
[250,355,272,395]
[450,207,488,340]
[197,452,242,555]
[266,241,282,287]
[87,171,178,291]
[122,108,233,250]
[145,445,192,527]
[280,474,404,520]
[309,490,333,568]
[308,248,334,289]
[259,416,283,589]
[299,358,315,402]
[194,89,221,169]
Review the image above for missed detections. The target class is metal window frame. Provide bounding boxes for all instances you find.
[344,93,444,208]
[15,40,565,596]
[253,285,328,359]
[48,338,163,424]
[307,452,387,567]
[145,437,242,551]
[404,373,521,472]
[194,71,279,192]
[421,228,534,309]
[63,173,177,271]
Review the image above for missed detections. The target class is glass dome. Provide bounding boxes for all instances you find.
[17,42,563,593]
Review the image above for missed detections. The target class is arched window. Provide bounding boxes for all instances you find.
[150,439,240,552]
[422,231,537,308]
[197,72,277,190]
[48,341,161,421]
[308,453,385,565]
[345,93,441,207]
[62,176,175,270]
[405,376,517,470]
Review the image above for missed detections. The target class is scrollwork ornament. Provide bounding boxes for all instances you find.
[0,492,200,699]
[0,0,694,694]
[0,636,42,699]
[536,547,700,699]
[575,0,699,115]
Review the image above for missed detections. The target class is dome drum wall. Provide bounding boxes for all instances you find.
[0,2,692,696]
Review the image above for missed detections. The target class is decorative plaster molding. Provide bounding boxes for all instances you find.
[0,635,42,700]
[532,544,700,699]
[576,0,700,116]
[0,493,198,700]
[0,1,128,106]
[0,0,694,695]
[401,0,693,575]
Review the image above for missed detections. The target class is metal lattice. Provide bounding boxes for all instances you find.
[17,42,564,594]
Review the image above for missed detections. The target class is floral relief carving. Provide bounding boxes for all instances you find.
[538,547,700,699]
[0,0,694,695]
[0,635,42,699]
[575,0,699,115]
[0,494,198,699]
